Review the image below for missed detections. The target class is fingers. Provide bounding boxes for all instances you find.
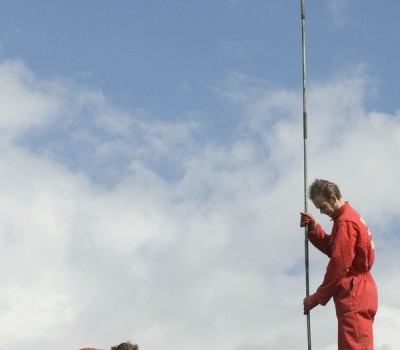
[300,217,308,227]
[300,212,313,220]
[300,212,312,227]
[300,212,317,229]
[303,298,312,314]
[303,298,308,314]
[303,294,318,315]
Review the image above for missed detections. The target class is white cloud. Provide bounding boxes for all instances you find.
[327,0,351,26]
[0,60,399,350]
[0,60,60,137]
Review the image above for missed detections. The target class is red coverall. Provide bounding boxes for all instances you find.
[308,202,378,350]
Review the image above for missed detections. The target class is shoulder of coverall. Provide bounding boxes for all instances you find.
[333,202,367,230]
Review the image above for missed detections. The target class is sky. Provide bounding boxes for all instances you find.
[0,1,400,349]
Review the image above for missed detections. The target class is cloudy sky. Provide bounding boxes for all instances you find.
[0,1,400,349]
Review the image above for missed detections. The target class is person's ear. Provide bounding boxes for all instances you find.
[329,194,338,204]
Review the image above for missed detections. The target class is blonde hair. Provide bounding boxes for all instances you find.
[308,179,342,201]
[111,342,138,350]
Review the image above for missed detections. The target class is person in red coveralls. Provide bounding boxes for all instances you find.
[79,341,138,350]
[300,179,378,350]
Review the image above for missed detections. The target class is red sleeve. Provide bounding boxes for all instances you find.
[308,223,331,256]
[315,222,357,305]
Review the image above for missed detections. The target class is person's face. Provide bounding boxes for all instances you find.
[312,194,338,218]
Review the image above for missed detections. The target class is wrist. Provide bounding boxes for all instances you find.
[309,293,319,308]
[309,221,318,231]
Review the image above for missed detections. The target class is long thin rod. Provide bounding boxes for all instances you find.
[300,0,312,349]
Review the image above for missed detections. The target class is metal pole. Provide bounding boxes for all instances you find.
[300,0,312,349]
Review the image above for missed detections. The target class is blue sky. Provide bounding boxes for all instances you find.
[0,1,400,350]
[2,1,399,117]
